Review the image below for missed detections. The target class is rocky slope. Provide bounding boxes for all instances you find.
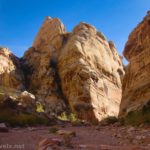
[119,11,150,116]
[0,47,36,124]
[21,17,124,121]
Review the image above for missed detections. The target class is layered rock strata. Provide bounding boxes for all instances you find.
[119,11,150,116]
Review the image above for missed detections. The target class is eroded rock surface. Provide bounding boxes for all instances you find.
[119,12,150,116]
[58,22,124,121]
[22,17,67,115]
[1,17,124,122]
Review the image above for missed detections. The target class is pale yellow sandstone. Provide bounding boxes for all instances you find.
[58,22,124,121]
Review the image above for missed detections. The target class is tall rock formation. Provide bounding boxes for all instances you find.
[21,17,124,121]
[22,17,67,115]
[119,11,150,116]
[58,23,124,121]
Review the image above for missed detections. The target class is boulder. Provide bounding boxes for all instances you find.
[19,91,35,108]
[0,87,36,112]
[38,138,62,150]
[0,123,8,132]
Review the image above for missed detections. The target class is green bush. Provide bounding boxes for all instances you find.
[57,112,68,121]
[36,102,45,113]
[57,112,79,123]
[69,113,78,122]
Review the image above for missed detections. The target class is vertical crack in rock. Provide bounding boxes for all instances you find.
[49,57,69,107]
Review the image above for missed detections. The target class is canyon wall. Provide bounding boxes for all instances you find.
[119,11,150,116]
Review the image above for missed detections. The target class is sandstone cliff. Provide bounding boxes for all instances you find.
[119,11,150,116]
[58,23,124,121]
[22,17,124,121]
[22,17,67,115]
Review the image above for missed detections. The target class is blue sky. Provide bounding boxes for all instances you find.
[0,0,149,63]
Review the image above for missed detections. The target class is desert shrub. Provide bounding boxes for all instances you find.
[101,116,118,125]
[0,108,49,127]
[57,112,68,121]
[69,113,78,122]
[57,112,79,123]
[36,102,45,113]
[0,99,49,127]
[122,100,150,126]
[49,127,59,133]
[106,116,118,124]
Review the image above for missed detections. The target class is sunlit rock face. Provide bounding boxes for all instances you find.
[58,22,124,121]
[0,47,24,90]
[22,17,67,114]
[119,12,150,116]
[19,16,124,121]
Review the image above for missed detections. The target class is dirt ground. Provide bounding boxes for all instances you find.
[0,123,150,150]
